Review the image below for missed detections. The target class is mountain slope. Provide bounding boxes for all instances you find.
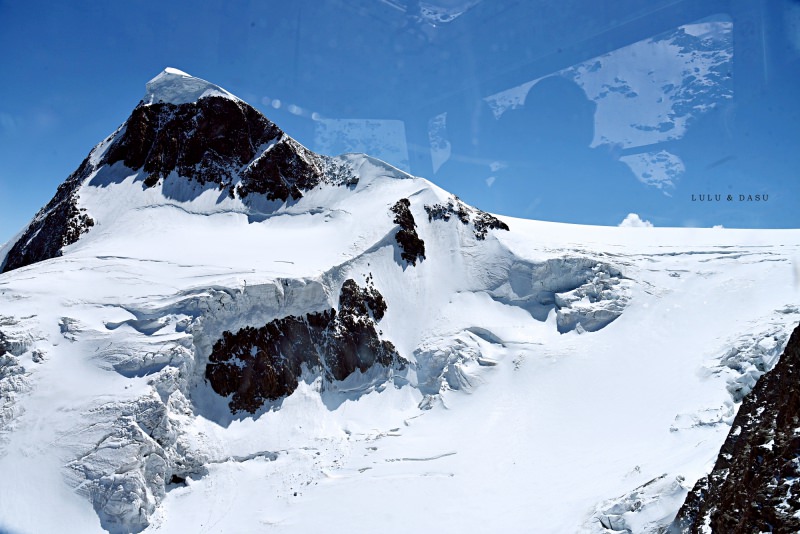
[0,69,798,534]
[671,323,800,532]
[0,68,337,274]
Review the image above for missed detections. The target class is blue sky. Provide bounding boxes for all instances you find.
[1,0,799,245]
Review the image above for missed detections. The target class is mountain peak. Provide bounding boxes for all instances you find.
[144,67,238,105]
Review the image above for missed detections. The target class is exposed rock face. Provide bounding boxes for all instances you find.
[472,210,511,240]
[426,196,471,225]
[237,136,324,201]
[1,157,95,273]
[101,96,327,201]
[1,93,354,274]
[205,278,404,414]
[390,198,425,265]
[671,323,800,533]
[424,196,509,240]
[103,96,279,188]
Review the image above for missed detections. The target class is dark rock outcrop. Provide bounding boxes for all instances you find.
[237,137,323,201]
[425,197,471,225]
[101,96,328,201]
[671,323,800,533]
[103,96,281,189]
[424,196,509,240]
[390,199,425,265]
[1,157,95,273]
[205,278,404,414]
[473,210,511,240]
[2,92,354,274]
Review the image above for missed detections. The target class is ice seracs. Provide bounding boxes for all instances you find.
[144,67,239,105]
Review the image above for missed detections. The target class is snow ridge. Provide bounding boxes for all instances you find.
[145,68,239,105]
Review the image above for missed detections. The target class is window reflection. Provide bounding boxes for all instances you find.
[459,16,734,197]
[315,118,411,172]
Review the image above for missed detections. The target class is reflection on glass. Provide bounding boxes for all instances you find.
[0,1,798,239]
[435,15,735,220]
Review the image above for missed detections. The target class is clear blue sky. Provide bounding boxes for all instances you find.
[1,0,799,245]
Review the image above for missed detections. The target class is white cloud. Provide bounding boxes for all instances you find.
[619,213,654,227]
[712,224,725,229]
[485,176,496,187]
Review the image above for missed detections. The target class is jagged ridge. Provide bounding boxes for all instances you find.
[1,157,95,273]
[424,195,509,240]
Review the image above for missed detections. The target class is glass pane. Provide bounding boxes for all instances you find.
[0,0,798,243]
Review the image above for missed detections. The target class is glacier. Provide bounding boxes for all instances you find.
[0,69,798,534]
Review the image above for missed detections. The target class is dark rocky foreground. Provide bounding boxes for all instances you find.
[671,323,800,533]
[390,198,425,265]
[205,278,405,413]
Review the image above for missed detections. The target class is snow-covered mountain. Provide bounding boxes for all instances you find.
[0,68,798,533]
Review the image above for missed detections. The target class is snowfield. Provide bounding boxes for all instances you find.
[0,70,798,534]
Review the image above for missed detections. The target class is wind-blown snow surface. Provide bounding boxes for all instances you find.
[144,67,238,105]
[1,78,798,533]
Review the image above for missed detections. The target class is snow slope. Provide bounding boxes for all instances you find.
[1,70,798,534]
[145,67,239,105]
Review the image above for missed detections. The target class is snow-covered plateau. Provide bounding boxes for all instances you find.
[0,69,798,534]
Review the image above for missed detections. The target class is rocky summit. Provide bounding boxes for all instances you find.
[0,70,348,274]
